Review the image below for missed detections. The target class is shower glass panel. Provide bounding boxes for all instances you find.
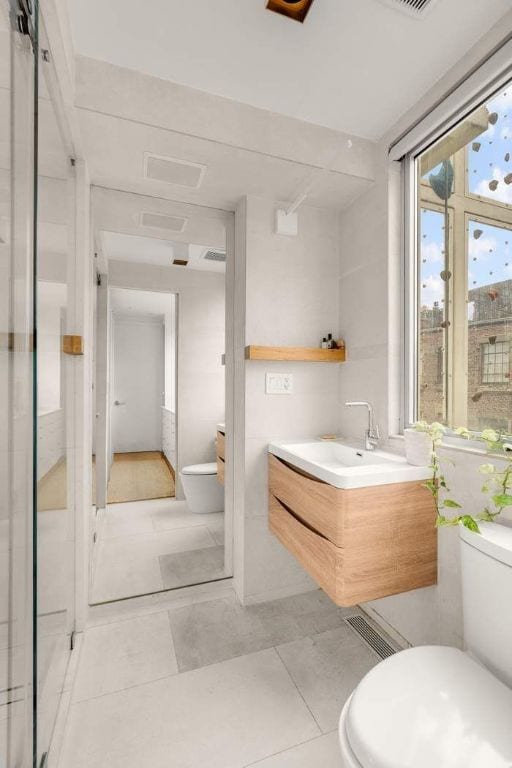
[35,12,76,764]
[1,1,37,765]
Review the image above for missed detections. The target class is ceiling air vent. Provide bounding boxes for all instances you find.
[144,153,206,188]
[377,0,439,18]
[203,250,226,263]
[140,212,188,232]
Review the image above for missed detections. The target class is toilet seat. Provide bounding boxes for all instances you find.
[181,462,218,475]
[341,646,512,768]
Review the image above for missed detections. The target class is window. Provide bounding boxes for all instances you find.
[481,341,510,384]
[410,84,512,434]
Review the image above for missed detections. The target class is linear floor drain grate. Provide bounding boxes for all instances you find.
[345,615,397,660]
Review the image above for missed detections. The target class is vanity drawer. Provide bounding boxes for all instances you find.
[269,454,436,551]
[216,431,225,461]
[269,453,342,544]
[269,493,437,607]
[269,494,339,603]
[217,457,225,485]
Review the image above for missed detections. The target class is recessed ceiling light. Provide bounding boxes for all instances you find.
[144,153,206,188]
[140,211,188,232]
[266,0,316,23]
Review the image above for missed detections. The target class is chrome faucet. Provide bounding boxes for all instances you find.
[345,401,380,451]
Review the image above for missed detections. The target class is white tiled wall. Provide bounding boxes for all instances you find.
[162,407,176,470]
[337,158,512,646]
[237,196,342,604]
[38,409,65,480]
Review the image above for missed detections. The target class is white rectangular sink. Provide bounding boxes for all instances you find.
[268,439,431,489]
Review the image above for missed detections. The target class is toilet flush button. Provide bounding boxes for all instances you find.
[266,373,293,394]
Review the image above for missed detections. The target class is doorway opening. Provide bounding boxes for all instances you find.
[90,194,232,605]
[107,287,176,504]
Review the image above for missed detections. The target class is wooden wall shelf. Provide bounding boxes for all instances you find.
[245,345,345,363]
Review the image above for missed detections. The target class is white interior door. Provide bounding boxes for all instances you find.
[112,317,164,453]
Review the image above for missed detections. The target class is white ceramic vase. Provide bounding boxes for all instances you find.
[404,428,432,467]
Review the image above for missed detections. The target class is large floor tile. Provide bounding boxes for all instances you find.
[245,731,342,767]
[102,502,157,539]
[159,544,226,590]
[151,500,223,533]
[168,590,348,672]
[91,553,163,603]
[59,649,320,768]
[97,526,215,563]
[276,625,378,732]
[72,613,178,702]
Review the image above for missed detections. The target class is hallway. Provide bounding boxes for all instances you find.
[91,498,226,603]
[107,452,175,504]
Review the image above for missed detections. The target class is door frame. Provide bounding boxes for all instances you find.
[92,201,236,587]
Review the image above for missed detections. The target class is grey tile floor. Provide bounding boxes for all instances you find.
[91,498,226,603]
[59,589,380,768]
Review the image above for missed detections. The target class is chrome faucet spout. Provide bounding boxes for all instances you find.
[344,401,380,451]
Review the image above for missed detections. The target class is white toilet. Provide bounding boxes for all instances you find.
[180,462,224,514]
[339,522,512,767]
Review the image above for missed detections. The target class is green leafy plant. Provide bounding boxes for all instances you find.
[413,422,512,533]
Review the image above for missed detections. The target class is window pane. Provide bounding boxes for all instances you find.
[468,91,512,207]
[418,208,449,423]
[467,220,512,431]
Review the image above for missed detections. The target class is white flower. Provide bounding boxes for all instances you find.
[481,429,499,443]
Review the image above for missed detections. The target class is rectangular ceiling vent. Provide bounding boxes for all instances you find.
[377,0,439,18]
[203,250,226,263]
[140,211,188,232]
[144,153,206,188]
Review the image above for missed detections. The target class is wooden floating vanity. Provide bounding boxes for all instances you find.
[216,428,225,485]
[268,454,437,606]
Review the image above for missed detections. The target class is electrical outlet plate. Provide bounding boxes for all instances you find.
[266,372,293,394]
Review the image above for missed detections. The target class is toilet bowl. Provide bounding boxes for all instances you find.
[180,462,224,514]
[339,522,512,767]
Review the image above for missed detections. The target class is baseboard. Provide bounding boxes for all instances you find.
[161,451,175,481]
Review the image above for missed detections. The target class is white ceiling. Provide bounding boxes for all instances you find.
[67,0,511,140]
[101,231,226,273]
[110,286,174,318]
[93,188,229,272]
[77,108,373,212]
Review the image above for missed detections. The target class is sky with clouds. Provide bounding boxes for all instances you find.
[420,85,512,313]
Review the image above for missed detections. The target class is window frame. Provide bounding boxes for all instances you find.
[403,86,512,432]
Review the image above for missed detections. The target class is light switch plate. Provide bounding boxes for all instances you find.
[266,372,293,394]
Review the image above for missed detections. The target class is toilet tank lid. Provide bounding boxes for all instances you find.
[345,646,512,768]
[181,462,218,475]
[460,521,512,567]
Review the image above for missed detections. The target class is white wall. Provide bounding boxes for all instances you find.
[162,295,177,469]
[235,196,341,604]
[164,295,176,410]
[111,315,164,453]
[108,261,225,497]
[37,281,67,413]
